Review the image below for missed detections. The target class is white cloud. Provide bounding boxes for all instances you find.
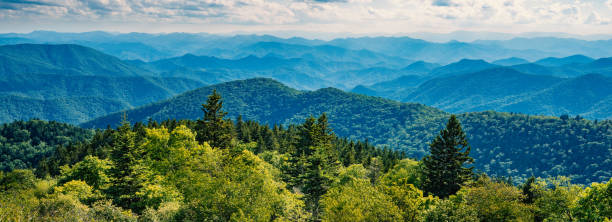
[0,0,611,35]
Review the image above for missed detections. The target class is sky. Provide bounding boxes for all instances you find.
[1,0,612,38]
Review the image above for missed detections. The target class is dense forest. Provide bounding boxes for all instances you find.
[0,120,93,171]
[84,78,612,184]
[1,91,611,221]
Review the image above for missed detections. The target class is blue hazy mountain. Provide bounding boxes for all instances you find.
[7,31,612,64]
[474,37,612,59]
[326,37,553,63]
[0,44,149,77]
[141,53,336,90]
[427,59,499,77]
[403,68,612,119]
[534,55,595,66]
[401,61,441,75]
[1,34,611,121]
[350,75,424,100]
[492,57,530,66]
[0,44,205,123]
[205,41,412,68]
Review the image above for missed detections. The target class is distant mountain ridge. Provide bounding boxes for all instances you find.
[5,31,612,64]
[0,44,149,77]
[0,44,205,124]
[355,57,612,119]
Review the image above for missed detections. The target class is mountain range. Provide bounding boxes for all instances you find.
[353,56,612,119]
[4,31,612,64]
[0,44,205,123]
[1,42,612,123]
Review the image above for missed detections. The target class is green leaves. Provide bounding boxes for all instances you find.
[574,178,612,221]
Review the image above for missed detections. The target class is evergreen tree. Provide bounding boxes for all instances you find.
[296,113,338,219]
[521,176,536,204]
[195,90,235,148]
[106,120,147,212]
[421,115,473,198]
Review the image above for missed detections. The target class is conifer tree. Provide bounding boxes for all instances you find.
[195,89,235,148]
[521,176,537,204]
[107,120,147,212]
[294,113,338,219]
[421,115,473,198]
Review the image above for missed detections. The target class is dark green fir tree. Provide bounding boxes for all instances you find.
[195,89,235,149]
[421,114,474,198]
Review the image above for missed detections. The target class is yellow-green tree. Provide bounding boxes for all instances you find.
[453,176,532,221]
[574,178,612,221]
[422,199,478,222]
[533,176,584,221]
[142,125,307,221]
[320,164,403,222]
[58,155,111,190]
[380,159,433,221]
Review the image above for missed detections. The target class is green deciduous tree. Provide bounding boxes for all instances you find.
[58,155,111,190]
[454,176,532,221]
[422,199,478,222]
[380,159,433,221]
[533,177,584,221]
[320,164,403,222]
[574,178,612,221]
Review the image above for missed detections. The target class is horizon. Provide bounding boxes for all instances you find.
[2,0,612,41]
[3,29,612,43]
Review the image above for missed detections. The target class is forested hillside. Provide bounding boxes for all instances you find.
[0,44,206,124]
[0,44,148,77]
[0,120,93,171]
[403,70,612,119]
[83,78,612,184]
[1,96,610,221]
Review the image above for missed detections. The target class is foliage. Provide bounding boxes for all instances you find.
[574,178,612,221]
[532,176,584,221]
[320,164,403,222]
[380,159,433,221]
[0,91,610,221]
[453,176,533,221]
[421,199,479,222]
[0,120,93,172]
[58,155,111,190]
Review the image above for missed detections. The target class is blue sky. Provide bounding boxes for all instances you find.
[1,0,611,36]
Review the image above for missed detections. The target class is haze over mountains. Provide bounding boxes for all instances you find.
[1,31,612,123]
[3,31,612,63]
[0,44,205,123]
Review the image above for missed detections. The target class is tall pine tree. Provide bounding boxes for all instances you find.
[421,115,473,198]
[195,89,235,148]
[293,113,338,220]
[106,120,148,212]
